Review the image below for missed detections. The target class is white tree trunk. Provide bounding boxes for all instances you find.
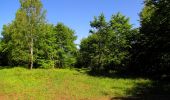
[30,37,33,69]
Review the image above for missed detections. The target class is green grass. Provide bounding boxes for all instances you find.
[0,67,151,100]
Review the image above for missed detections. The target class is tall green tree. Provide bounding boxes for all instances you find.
[135,0,170,75]
[79,13,134,72]
[54,23,77,68]
[89,14,108,70]
[1,0,46,69]
[36,24,56,68]
[20,0,46,69]
[35,23,77,68]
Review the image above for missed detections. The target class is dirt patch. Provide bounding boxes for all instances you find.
[0,94,6,100]
[0,93,22,100]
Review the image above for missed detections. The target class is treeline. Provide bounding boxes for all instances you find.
[78,0,170,77]
[0,0,77,69]
[0,0,170,77]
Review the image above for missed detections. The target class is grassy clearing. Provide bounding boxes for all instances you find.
[0,67,151,100]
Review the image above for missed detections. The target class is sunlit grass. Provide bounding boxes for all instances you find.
[0,67,151,100]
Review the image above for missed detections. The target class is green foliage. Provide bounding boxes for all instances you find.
[0,1,77,69]
[0,0,169,79]
[35,24,56,68]
[131,0,170,75]
[54,23,77,68]
[0,0,46,68]
[79,13,134,72]
[38,59,55,69]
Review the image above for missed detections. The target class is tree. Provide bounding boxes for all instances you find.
[79,13,134,72]
[35,23,77,68]
[19,0,46,69]
[79,34,99,69]
[0,0,78,69]
[89,14,108,70]
[107,13,133,71]
[136,0,170,76]
[1,22,28,66]
[1,0,46,69]
[36,24,56,68]
[54,23,77,68]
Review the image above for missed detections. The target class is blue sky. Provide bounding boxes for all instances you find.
[0,0,144,44]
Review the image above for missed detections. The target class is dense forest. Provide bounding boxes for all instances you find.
[0,0,170,79]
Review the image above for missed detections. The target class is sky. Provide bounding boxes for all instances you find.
[0,0,144,44]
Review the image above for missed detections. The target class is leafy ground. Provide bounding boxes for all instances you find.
[0,67,162,100]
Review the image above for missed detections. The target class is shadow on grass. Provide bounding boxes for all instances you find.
[75,68,170,100]
[112,80,170,100]
[111,80,170,100]
[1,67,170,100]
[0,66,27,70]
[85,69,144,79]
[0,66,14,70]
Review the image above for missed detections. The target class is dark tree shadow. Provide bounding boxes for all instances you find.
[0,66,28,70]
[85,69,144,79]
[75,68,170,100]
[0,66,14,70]
[111,80,170,100]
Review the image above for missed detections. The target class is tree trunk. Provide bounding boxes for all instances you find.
[30,37,33,69]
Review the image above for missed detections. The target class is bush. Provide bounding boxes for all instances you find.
[37,59,55,69]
